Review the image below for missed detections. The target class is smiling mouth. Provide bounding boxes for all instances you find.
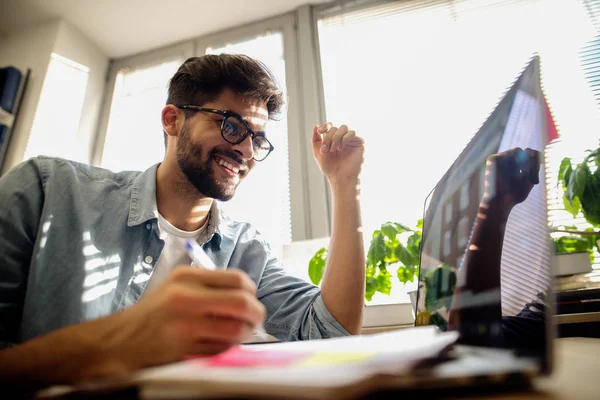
[214,155,242,176]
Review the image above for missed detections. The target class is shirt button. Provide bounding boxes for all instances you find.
[145,223,151,230]
[144,256,153,264]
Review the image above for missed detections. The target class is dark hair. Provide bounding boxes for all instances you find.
[164,54,285,147]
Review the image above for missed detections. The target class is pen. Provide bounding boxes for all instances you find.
[185,239,216,270]
[185,239,267,335]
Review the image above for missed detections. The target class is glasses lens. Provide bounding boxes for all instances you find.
[222,116,246,143]
[253,136,272,161]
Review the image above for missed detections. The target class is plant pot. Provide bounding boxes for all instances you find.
[552,252,592,277]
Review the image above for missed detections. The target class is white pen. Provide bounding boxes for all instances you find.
[185,239,268,336]
[185,239,216,270]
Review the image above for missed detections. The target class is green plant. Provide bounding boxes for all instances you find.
[553,226,599,264]
[558,146,600,226]
[555,145,600,261]
[308,219,423,302]
[415,263,457,329]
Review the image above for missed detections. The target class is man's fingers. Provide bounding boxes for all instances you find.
[166,286,266,328]
[321,126,338,154]
[312,125,322,147]
[341,130,358,149]
[171,267,257,295]
[331,125,348,151]
[317,122,331,133]
[177,316,254,344]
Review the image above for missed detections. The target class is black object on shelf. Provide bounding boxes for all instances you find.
[556,288,600,314]
[0,66,31,173]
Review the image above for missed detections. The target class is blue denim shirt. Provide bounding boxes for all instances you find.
[0,156,349,348]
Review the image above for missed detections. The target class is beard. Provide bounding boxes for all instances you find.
[176,122,248,201]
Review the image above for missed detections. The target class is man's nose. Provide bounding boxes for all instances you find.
[232,134,254,160]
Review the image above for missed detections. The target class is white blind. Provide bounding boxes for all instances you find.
[205,32,292,258]
[317,0,600,303]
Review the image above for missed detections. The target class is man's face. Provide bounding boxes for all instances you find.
[175,89,268,201]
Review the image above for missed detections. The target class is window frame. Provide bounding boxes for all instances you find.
[91,40,195,167]
[312,0,418,325]
[193,13,316,242]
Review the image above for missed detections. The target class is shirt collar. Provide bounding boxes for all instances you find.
[127,163,222,248]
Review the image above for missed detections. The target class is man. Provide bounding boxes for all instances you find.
[0,54,366,386]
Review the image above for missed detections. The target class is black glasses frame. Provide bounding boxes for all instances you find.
[175,105,274,161]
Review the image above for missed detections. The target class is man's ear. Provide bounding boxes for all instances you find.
[162,105,181,139]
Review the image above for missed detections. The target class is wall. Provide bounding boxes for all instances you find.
[0,20,109,174]
[52,21,108,164]
[0,20,60,175]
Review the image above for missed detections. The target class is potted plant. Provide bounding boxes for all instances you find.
[308,220,423,302]
[554,145,600,275]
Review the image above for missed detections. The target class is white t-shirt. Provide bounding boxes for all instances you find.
[143,213,209,295]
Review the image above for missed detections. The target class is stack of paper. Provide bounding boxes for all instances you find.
[38,326,458,400]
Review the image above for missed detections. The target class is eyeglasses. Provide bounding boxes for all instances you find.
[175,105,274,161]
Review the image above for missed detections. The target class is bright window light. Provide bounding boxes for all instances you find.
[25,53,89,162]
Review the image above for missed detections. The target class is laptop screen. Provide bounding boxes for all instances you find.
[415,56,555,371]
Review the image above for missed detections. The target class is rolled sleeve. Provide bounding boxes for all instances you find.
[256,255,350,341]
[309,294,351,338]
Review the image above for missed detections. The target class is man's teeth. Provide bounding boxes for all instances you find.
[217,158,239,174]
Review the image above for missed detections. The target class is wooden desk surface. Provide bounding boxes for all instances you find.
[458,337,600,400]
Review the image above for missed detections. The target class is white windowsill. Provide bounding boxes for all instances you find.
[362,302,415,328]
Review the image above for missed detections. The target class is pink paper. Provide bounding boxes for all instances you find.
[199,346,310,368]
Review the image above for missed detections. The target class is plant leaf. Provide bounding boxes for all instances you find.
[558,158,572,187]
[563,194,581,218]
[308,247,327,285]
[563,164,573,188]
[380,222,398,241]
[393,222,412,233]
[365,276,378,302]
[573,166,588,199]
[376,269,392,295]
[416,219,423,229]
[397,265,416,284]
[407,232,422,257]
[395,242,414,267]
[367,232,386,267]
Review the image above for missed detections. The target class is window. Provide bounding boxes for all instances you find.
[201,32,292,258]
[25,53,89,161]
[101,60,182,172]
[316,0,600,298]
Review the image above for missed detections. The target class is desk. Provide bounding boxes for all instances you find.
[447,337,600,400]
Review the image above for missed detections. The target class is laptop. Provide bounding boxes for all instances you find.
[412,54,556,385]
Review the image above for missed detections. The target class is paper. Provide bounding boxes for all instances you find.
[37,326,459,399]
[136,326,458,383]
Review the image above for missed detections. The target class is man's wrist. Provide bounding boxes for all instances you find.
[327,176,360,193]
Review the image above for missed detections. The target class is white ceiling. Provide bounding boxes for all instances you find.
[0,0,331,58]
